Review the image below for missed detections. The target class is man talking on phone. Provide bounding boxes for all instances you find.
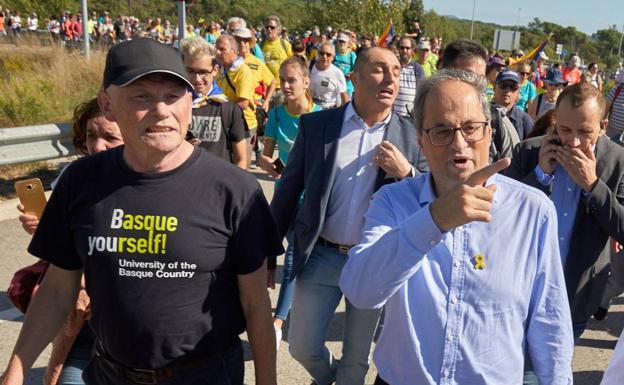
[2,38,283,385]
[507,82,624,347]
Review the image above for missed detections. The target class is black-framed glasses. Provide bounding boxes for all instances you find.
[186,67,214,78]
[423,122,489,146]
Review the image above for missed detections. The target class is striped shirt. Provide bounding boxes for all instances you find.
[393,62,424,117]
[607,84,624,137]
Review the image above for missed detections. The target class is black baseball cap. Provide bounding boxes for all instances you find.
[102,38,193,89]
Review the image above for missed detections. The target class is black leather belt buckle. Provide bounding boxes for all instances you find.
[124,368,159,385]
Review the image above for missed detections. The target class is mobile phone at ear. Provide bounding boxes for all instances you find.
[15,178,47,218]
[273,158,285,174]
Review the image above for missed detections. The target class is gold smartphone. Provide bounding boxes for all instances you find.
[15,178,47,218]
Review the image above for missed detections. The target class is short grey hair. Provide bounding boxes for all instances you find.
[413,69,491,132]
[319,41,335,54]
[264,15,282,28]
[227,17,246,29]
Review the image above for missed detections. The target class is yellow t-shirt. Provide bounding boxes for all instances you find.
[262,38,292,88]
[216,63,257,129]
[244,54,275,102]
[307,46,318,62]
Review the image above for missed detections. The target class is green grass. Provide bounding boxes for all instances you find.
[0,43,106,128]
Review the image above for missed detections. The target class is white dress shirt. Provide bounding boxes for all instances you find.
[320,102,390,246]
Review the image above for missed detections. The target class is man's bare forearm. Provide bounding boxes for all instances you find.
[2,265,82,384]
[238,264,276,385]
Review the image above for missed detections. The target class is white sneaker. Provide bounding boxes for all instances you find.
[274,324,283,351]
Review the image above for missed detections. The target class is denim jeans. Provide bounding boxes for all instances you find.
[83,340,244,385]
[288,243,381,385]
[58,354,90,385]
[275,230,296,320]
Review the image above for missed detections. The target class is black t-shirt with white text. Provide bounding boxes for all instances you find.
[189,99,248,162]
[29,146,283,368]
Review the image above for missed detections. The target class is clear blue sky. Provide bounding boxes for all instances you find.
[422,0,622,35]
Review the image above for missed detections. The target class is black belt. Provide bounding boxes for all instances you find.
[95,338,239,384]
[317,237,354,255]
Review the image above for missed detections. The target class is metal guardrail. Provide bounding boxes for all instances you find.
[0,123,75,166]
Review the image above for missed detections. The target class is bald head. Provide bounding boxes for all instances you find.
[353,47,398,75]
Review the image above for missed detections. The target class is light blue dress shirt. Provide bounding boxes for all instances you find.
[534,165,581,264]
[320,102,390,245]
[340,173,573,385]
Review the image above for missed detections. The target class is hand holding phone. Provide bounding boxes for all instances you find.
[539,134,561,174]
[15,178,47,219]
[273,158,285,174]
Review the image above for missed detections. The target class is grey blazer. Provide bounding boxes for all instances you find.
[269,104,428,277]
[505,136,624,323]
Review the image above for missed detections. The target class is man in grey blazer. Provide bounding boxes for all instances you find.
[506,83,624,343]
[269,47,427,385]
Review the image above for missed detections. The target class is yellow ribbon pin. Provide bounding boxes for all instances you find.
[473,253,486,270]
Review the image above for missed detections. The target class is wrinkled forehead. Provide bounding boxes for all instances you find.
[424,81,485,122]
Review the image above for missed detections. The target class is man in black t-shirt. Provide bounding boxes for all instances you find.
[2,38,283,385]
[180,38,249,168]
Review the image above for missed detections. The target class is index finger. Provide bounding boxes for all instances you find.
[465,158,511,187]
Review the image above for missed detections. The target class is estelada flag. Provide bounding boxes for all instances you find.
[509,33,553,65]
[377,20,395,48]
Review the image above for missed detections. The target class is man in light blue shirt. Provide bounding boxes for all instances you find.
[340,69,574,385]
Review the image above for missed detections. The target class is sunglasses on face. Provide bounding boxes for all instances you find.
[399,46,412,51]
[265,25,276,30]
[318,51,333,57]
[236,38,252,43]
[499,83,519,91]
[520,72,531,76]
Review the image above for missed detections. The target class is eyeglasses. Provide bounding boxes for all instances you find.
[399,46,412,51]
[318,51,333,57]
[186,67,214,78]
[423,122,489,146]
[265,25,276,30]
[520,72,531,76]
[498,83,519,91]
[236,38,252,43]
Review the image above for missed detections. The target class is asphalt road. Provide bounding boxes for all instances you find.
[0,169,622,384]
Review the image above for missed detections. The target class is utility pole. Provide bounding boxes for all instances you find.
[512,7,521,49]
[618,23,624,60]
[470,0,476,40]
[81,0,90,58]
[177,1,186,41]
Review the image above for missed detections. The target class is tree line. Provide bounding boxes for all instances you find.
[2,0,622,70]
